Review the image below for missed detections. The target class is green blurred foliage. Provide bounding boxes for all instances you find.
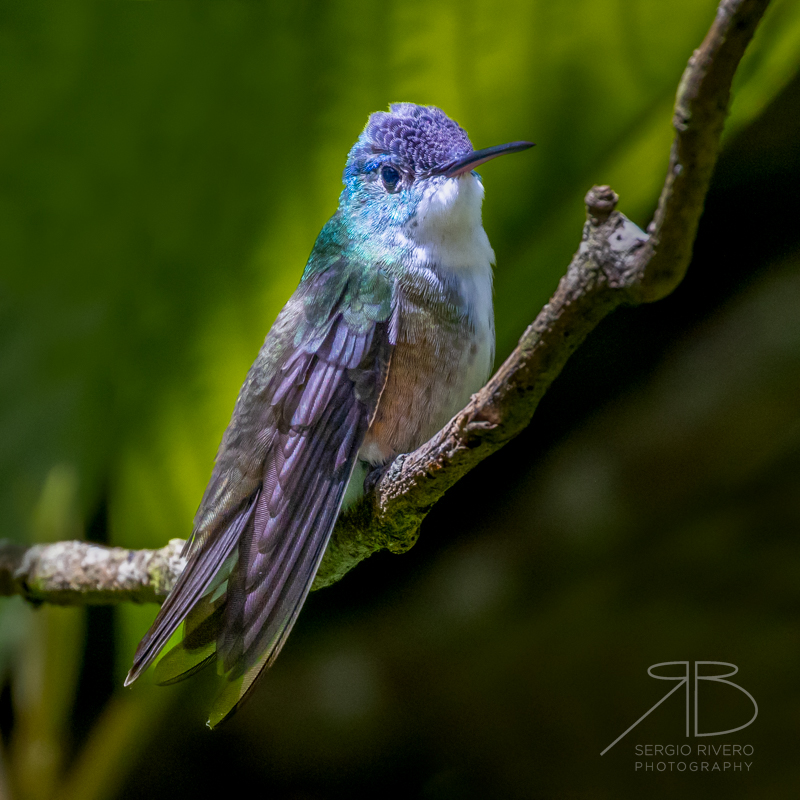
[3,0,799,555]
[1,1,799,798]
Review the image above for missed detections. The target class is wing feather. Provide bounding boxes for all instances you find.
[124,496,258,685]
[126,257,394,727]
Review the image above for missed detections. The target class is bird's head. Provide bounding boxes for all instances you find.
[339,103,532,262]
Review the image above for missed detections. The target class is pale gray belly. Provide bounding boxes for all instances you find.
[359,319,492,466]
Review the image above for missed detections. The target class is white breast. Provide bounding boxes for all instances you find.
[410,172,495,272]
[408,173,496,388]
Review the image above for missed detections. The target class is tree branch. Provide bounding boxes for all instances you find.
[316,0,770,587]
[0,539,186,605]
[635,0,770,302]
[0,0,771,604]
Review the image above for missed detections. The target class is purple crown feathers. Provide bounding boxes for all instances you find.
[347,103,473,176]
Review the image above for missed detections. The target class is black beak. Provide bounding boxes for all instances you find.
[440,141,535,177]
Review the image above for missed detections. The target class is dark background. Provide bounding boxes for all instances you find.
[1,1,799,798]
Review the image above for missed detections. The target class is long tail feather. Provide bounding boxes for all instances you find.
[125,495,258,686]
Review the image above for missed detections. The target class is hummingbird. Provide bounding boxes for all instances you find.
[125,103,533,727]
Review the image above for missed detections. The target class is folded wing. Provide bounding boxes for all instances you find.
[126,258,394,726]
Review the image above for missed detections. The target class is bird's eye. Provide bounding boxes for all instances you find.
[380,165,401,192]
